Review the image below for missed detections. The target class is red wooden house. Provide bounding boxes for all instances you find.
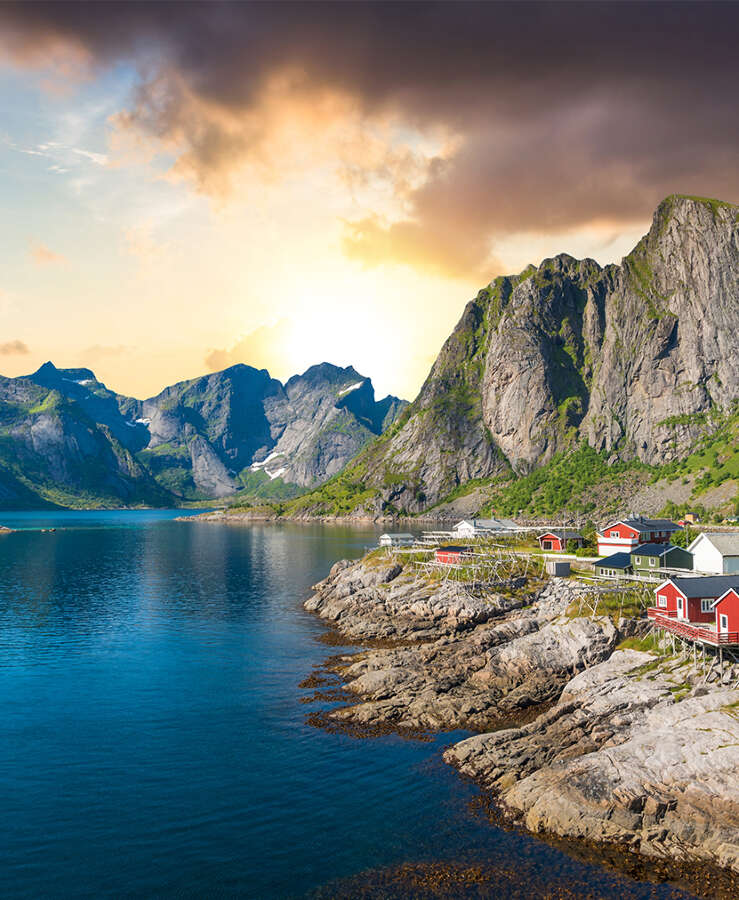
[648,575,739,646]
[713,588,739,640]
[597,516,681,556]
[435,545,470,565]
[537,530,583,552]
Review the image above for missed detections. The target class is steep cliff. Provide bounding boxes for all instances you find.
[311,195,738,515]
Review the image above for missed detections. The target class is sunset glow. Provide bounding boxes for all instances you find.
[1,2,736,401]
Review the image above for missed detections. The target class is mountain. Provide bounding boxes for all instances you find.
[0,366,168,508]
[136,362,406,498]
[288,195,738,516]
[0,361,406,508]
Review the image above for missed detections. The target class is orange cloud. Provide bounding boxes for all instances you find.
[205,319,295,376]
[0,339,29,356]
[30,242,66,265]
[343,215,501,283]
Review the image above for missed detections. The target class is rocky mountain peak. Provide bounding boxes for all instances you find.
[348,193,738,514]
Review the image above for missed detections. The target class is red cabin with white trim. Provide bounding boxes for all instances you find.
[537,530,583,552]
[435,545,469,565]
[653,576,737,623]
[713,588,739,637]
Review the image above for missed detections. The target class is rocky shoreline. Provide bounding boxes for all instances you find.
[302,551,739,891]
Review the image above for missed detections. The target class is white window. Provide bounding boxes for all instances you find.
[610,531,619,538]
[700,599,713,613]
[649,558,656,567]
[635,557,641,565]
[657,594,667,608]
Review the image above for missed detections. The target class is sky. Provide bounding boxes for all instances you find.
[0,1,737,402]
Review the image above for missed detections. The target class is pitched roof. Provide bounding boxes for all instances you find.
[667,574,739,598]
[713,587,739,609]
[595,552,633,569]
[623,517,681,531]
[632,543,683,557]
[380,533,415,539]
[453,518,518,531]
[539,529,583,540]
[600,516,680,533]
[437,545,470,552]
[689,532,739,556]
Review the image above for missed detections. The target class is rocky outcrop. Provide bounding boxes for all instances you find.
[447,651,739,876]
[304,551,739,878]
[349,195,739,512]
[305,557,618,731]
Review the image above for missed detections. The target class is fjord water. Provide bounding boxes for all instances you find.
[0,512,690,899]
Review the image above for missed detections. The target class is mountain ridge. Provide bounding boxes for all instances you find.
[0,360,407,508]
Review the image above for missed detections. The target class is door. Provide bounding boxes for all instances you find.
[720,614,729,634]
[677,596,684,619]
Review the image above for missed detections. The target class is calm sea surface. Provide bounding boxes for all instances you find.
[0,511,694,898]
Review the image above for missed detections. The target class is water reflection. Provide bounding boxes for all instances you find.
[0,512,697,899]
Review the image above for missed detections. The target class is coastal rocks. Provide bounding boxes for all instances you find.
[305,551,739,880]
[305,557,617,731]
[446,650,739,875]
[305,556,531,643]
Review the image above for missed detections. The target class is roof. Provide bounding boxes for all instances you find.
[632,543,683,557]
[454,518,507,530]
[713,587,739,609]
[595,552,633,569]
[600,516,680,533]
[538,529,583,541]
[380,532,415,539]
[666,575,739,598]
[688,532,739,556]
[437,545,469,553]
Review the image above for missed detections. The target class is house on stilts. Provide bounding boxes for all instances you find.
[647,575,739,671]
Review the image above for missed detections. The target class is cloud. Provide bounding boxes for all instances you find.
[205,319,294,375]
[2,2,738,277]
[0,339,30,356]
[29,241,67,265]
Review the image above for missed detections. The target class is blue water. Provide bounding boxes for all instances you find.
[0,511,694,898]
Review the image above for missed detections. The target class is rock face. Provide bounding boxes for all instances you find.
[138,362,406,497]
[447,652,739,876]
[0,361,406,506]
[352,195,739,513]
[304,552,739,877]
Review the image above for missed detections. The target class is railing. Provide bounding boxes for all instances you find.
[647,608,739,645]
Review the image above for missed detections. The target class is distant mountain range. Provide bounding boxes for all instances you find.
[0,361,406,508]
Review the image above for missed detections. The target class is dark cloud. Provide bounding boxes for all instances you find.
[0,340,30,356]
[2,1,738,275]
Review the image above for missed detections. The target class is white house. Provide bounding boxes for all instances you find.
[378,532,415,548]
[687,532,739,574]
[452,518,518,538]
